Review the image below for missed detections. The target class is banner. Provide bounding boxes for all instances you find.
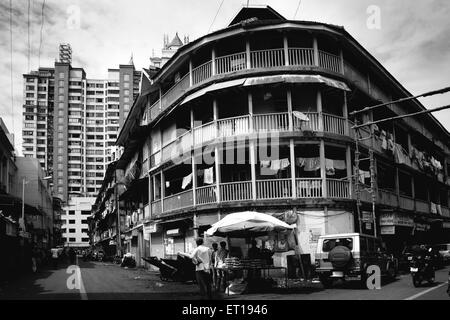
[379,213,414,227]
[380,226,395,235]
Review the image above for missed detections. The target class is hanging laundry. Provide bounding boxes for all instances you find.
[260,160,271,168]
[293,111,310,122]
[325,159,335,176]
[333,159,346,171]
[380,130,387,150]
[394,144,406,164]
[165,181,170,188]
[295,158,306,168]
[280,158,290,170]
[304,158,320,172]
[387,134,395,153]
[204,167,214,185]
[431,202,437,214]
[437,204,442,216]
[270,159,281,171]
[181,173,192,190]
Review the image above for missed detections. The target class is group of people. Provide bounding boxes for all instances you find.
[179,238,229,300]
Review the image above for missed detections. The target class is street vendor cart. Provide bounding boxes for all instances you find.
[205,211,306,295]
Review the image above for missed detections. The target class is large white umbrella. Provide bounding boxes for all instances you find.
[205,211,295,238]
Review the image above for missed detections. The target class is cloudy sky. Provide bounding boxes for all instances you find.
[1,0,449,153]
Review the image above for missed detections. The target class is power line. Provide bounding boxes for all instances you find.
[352,103,450,129]
[9,0,14,134]
[293,0,302,19]
[349,86,450,116]
[207,0,225,34]
[38,0,46,67]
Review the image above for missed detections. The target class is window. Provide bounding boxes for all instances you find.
[69,238,76,242]
[81,219,88,224]
[69,220,75,224]
[82,238,90,242]
[81,211,91,215]
[68,210,75,215]
[322,238,353,252]
[82,228,89,233]
[69,228,76,233]
[123,74,130,81]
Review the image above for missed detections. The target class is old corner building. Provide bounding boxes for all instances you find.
[90,6,450,267]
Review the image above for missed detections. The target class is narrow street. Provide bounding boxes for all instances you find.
[0,257,448,300]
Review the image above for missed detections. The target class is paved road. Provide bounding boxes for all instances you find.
[0,257,448,300]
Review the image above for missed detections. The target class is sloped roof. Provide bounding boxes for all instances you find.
[168,33,183,48]
[229,5,286,26]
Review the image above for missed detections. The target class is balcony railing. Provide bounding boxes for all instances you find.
[163,190,193,212]
[415,200,430,213]
[146,48,343,123]
[151,200,162,216]
[220,181,253,202]
[296,179,322,198]
[323,113,346,136]
[318,50,342,74]
[251,48,285,69]
[196,185,217,205]
[256,179,292,200]
[378,189,398,207]
[215,52,247,75]
[218,115,251,137]
[399,195,415,211]
[192,61,212,85]
[288,48,315,67]
[193,122,216,146]
[293,112,321,132]
[253,112,289,132]
[327,179,350,199]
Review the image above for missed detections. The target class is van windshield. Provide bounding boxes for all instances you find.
[322,238,353,252]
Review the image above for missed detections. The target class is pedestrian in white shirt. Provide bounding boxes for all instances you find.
[179,238,212,299]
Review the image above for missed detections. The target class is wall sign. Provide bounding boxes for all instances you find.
[381,226,395,235]
[379,213,414,227]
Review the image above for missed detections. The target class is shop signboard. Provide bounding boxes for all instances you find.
[414,223,430,232]
[379,213,414,227]
[145,223,158,234]
[361,211,374,222]
[166,228,182,237]
[381,226,395,235]
[443,222,450,229]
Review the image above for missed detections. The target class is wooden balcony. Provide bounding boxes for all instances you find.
[415,200,430,214]
[253,113,289,132]
[146,48,344,124]
[256,179,292,200]
[399,195,415,211]
[378,189,398,207]
[296,178,322,198]
[220,181,253,202]
[163,190,193,212]
[327,179,350,199]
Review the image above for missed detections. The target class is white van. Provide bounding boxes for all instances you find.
[315,233,398,287]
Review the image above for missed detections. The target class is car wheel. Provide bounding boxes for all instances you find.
[319,276,333,288]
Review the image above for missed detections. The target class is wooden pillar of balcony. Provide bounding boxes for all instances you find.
[250,140,257,201]
[159,87,162,111]
[246,39,251,69]
[313,36,319,67]
[211,47,216,76]
[320,140,327,198]
[339,48,344,74]
[160,171,165,212]
[395,167,400,206]
[343,91,349,136]
[192,154,197,206]
[407,133,413,158]
[189,59,193,87]
[290,139,296,199]
[148,174,152,219]
[346,145,352,198]
[249,92,257,201]
[193,213,198,238]
[213,99,221,203]
[190,108,195,146]
[287,89,293,132]
[283,34,289,66]
[316,90,324,132]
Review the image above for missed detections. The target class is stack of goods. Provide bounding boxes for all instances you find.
[225,257,242,269]
[240,259,267,269]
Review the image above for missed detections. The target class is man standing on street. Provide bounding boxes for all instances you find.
[179,238,213,300]
[51,247,59,269]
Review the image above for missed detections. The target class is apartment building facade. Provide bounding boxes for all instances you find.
[92,7,450,265]
[61,197,94,248]
[22,49,141,203]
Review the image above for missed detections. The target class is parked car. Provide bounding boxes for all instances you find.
[433,244,450,265]
[315,233,398,288]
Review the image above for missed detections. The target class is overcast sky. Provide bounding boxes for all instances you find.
[1,0,449,153]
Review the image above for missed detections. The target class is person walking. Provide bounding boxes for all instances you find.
[211,243,218,291]
[215,241,229,292]
[179,238,213,300]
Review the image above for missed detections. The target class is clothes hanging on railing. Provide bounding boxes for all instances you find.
[204,167,214,185]
[165,181,170,188]
[295,158,306,168]
[181,173,192,190]
[325,159,335,176]
[431,202,437,214]
[270,159,281,171]
[304,158,321,172]
[260,160,271,168]
[333,159,346,171]
[387,134,395,153]
[280,158,290,170]
[437,204,442,216]
[354,166,370,184]
[380,130,387,150]
[394,143,408,165]
[293,111,310,122]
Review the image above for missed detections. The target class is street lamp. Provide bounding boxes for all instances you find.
[20,175,52,234]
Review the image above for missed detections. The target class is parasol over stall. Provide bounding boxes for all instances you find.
[205,211,306,279]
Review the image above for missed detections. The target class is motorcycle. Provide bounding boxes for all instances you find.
[409,248,435,287]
